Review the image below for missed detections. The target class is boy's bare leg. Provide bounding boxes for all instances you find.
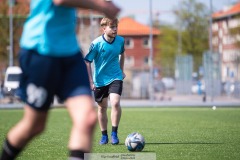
[66,95,96,151]
[97,98,108,132]
[1,105,48,159]
[109,93,121,127]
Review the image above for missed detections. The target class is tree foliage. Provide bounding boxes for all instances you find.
[157,25,178,77]
[173,0,209,72]
[156,0,210,77]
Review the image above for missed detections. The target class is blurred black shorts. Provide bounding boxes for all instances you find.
[94,80,123,103]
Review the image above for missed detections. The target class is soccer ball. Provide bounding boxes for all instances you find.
[125,132,145,152]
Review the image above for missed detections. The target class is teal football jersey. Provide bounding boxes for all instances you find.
[20,0,79,57]
[85,35,125,87]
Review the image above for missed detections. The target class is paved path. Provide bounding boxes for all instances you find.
[1,94,239,109]
[120,95,240,107]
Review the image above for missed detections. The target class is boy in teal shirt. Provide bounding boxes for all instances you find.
[85,17,125,145]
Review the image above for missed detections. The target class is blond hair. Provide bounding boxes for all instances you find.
[100,17,119,27]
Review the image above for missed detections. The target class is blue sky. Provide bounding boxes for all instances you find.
[112,0,237,25]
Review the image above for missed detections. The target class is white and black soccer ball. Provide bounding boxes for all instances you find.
[125,132,145,152]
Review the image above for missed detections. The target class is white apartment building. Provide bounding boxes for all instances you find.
[212,2,240,82]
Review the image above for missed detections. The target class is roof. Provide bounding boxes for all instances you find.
[118,17,160,36]
[212,2,240,19]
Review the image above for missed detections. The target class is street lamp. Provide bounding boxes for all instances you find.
[209,0,214,102]
[209,0,213,53]
[8,0,15,67]
[149,0,154,101]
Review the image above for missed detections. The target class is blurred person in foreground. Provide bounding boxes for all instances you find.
[85,17,125,145]
[0,0,120,160]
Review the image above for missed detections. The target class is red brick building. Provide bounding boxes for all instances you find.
[118,17,160,70]
[212,2,240,82]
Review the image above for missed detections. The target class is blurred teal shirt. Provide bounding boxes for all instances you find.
[85,35,125,87]
[20,0,80,57]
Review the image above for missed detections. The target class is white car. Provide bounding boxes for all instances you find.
[162,77,175,89]
[4,66,22,96]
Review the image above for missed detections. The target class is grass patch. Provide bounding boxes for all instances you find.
[0,107,240,159]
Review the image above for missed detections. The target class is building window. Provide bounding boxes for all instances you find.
[223,35,237,45]
[218,44,222,53]
[212,23,219,31]
[142,38,150,48]
[228,18,240,29]
[125,38,134,49]
[222,21,227,30]
[212,37,218,46]
[219,29,223,38]
[144,56,149,65]
[125,56,134,67]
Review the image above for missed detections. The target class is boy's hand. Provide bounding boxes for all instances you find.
[122,72,126,79]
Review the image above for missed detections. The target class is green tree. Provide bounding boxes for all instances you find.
[157,25,178,77]
[174,0,209,72]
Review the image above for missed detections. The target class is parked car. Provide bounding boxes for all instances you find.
[223,81,240,97]
[3,66,22,96]
[162,77,175,90]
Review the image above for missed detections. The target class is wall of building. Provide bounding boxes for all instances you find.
[212,16,240,82]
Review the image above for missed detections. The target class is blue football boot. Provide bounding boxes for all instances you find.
[111,132,119,145]
[99,135,108,145]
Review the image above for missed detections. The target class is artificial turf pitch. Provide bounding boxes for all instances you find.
[0,107,240,160]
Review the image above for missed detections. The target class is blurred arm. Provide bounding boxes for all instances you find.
[85,61,95,90]
[53,0,120,19]
[120,53,125,79]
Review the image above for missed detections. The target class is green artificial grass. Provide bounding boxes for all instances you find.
[0,107,240,160]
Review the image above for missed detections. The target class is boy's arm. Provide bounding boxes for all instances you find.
[120,53,126,79]
[85,61,95,90]
[53,0,120,19]
[120,53,125,71]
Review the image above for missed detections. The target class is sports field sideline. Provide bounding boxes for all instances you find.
[0,107,240,160]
